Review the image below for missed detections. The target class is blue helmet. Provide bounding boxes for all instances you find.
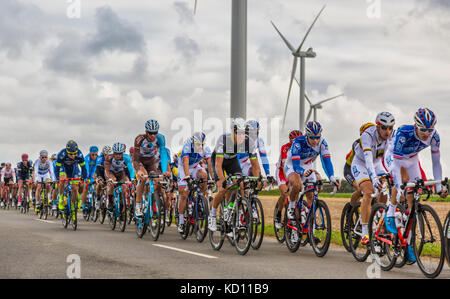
[305,121,322,136]
[145,119,159,133]
[66,140,78,154]
[112,142,126,154]
[191,131,206,144]
[414,108,436,129]
[89,146,99,153]
[246,120,259,131]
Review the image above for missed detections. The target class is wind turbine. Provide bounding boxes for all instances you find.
[193,0,197,14]
[272,5,326,132]
[294,78,344,122]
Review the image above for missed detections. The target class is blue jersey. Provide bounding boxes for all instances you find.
[55,149,87,179]
[393,125,440,160]
[237,137,271,175]
[180,142,212,167]
[84,154,99,180]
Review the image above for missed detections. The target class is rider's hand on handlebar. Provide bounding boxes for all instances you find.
[304,169,314,177]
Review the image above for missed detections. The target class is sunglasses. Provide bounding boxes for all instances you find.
[380,125,394,131]
[40,156,48,159]
[146,131,158,136]
[307,135,321,140]
[419,127,433,133]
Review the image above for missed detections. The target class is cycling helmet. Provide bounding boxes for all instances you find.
[39,150,48,157]
[66,140,78,154]
[305,121,323,136]
[21,154,28,160]
[89,146,99,153]
[51,154,57,160]
[246,120,260,132]
[129,147,134,154]
[231,118,246,132]
[6,162,11,167]
[112,142,126,154]
[289,130,302,141]
[145,119,160,133]
[191,131,206,144]
[414,108,436,129]
[102,145,113,156]
[376,112,395,126]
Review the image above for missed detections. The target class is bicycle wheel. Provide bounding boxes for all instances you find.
[118,195,127,232]
[412,204,445,278]
[394,204,407,269]
[159,195,166,235]
[283,205,301,253]
[309,199,331,257]
[250,197,264,250]
[368,203,396,271]
[445,211,450,267]
[149,193,162,241]
[72,199,78,231]
[233,198,253,255]
[109,197,117,231]
[195,195,209,243]
[349,202,370,262]
[127,195,134,225]
[209,201,225,251]
[99,194,107,224]
[340,202,353,252]
[180,210,190,240]
[273,202,285,243]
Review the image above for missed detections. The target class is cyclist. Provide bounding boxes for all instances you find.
[55,140,88,212]
[285,121,340,235]
[83,146,100,209]
[133,119,170,217]
[1,163,17,208]
[33,150,56,212]
[177,132,214,233]
[349,112,395,245]
[95,146,112,208]
[104,143,134,212]
[17,154,33,208]
[274,130,302,229]
[238,120,274,182]
[208,118,261,232]
[385,108,447,263]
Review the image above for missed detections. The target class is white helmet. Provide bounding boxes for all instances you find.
[231,118,246,132]
[376,112,395,126]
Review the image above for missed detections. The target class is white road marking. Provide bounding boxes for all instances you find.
[35,219,56,224]
[153,244,218,259]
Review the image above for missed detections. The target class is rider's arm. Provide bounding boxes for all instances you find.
[33,160,39,183]
[257,138,271,176]
[319,140,336,183]
[431,132,443,193]
[49,160,56,181]
[124,155,136,180]
[103,157,113,181]
[360,132,377,180]
[157,134,168,173]
[78,155,88,180]
[291,141,305,176]
[250,154,261,178]
[55,154,62,180]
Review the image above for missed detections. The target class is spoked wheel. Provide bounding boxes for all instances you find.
[340,202,353,252]
[283,206,302,253]
[273,202,285,244]
[62,209,69,229]
[250,197,264,250]
[149,194,162,241]
[99,195,107,224]
[349,202,370,262]
[444,211,450,267]
[180,211,190,240]
[209,202,225,251]
[233,198,253,255]
[127,197,135,225]
[368,203,397,271]
[412,204,445,279]
[308,199,332,257]
[195,195,209,243]
[118,197,127,232]
[159,195,166,235]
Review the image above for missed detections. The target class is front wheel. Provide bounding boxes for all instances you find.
[340,202,353,252]
[444,211,450,267]
[250,197,264,250]
[309,199,331,257]
[149,193,162,241]
[348,202,370,262]
[273,202,285,244]
[195,195,209,243]
[233,198,253,255]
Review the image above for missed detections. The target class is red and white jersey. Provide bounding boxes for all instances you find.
[276,142,292,171]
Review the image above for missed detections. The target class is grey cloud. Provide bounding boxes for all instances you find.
[173,1,194,25]
[174,35,200,65]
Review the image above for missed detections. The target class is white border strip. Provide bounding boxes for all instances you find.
[153,244,218,259]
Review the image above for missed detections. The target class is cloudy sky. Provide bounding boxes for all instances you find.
[1,0,449,179]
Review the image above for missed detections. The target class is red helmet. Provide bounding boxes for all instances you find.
[21,153,28,160]
[129,147,134,154]
[289,130,302,141]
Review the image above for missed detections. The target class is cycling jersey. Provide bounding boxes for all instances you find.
[275,141,292,186]
[33,159,56,182]
[84,154,99,180]
[133,133,169,173]
[1,168,16,183]
[391,125,442,192]
[54,149,87,180]
[238,136,270,176]
[285,135,336,183]
[213,133,258,160]
[177,142,211,187]
[104,153,135,181]
[17,160,33,180]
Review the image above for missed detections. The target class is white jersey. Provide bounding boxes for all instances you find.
[1,168,16,182]
[34,159,56,182]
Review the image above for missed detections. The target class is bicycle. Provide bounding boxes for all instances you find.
[135,174,165,241]
[368,178,448,278]
[19,182,31,214]
[178,178,209,242]
[283,179,336,257]
[82,181,96,222]
[444,210,450,267]
[158,179,171,235]
[37,180,52,220]
[165,177,178,227]
[107,180,128,232]
[98,185,108,224]
[243,176,267,250]
[126,181,136,225]
[1,184,12,210]
[209,175,254,255]
[59,178,82,231]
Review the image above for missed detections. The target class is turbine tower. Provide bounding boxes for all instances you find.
[272,5,326,132]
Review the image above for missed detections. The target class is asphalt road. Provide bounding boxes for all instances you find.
[0,209,449,279]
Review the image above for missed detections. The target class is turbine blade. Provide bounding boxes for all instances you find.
[271,21,296,52]
[316,93,344,106]
[306,107,313,123]
[296,4,326,53]
[194,0,197,14]
[294,77,312,105]
[282,57,298,130]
